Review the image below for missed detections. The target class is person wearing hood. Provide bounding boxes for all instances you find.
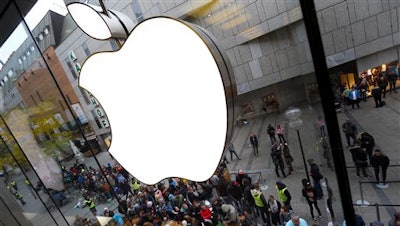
[251,187,271,225]
[221,203,240,226]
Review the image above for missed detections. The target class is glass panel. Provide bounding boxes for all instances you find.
[2,0,398,225]
[314,0,400,225]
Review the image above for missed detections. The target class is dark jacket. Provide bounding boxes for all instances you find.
[271,148,284,164]
[267,125,276,136]
[360,132,375,149]
[226,181,243,201]
[370,154,390,168]
[371,86,382,98]
[302,185,317,203]
[310,163,323,181]
[354,148,368,165]
[342,121,357,135]
[249,135,258,146]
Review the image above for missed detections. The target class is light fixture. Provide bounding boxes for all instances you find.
[381,64,387,72]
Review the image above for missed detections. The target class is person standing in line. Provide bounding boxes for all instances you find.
[308,159,323,200]
[228,143,241,161]
[282,143,294,175]
[387,70,398,94]
[370,149,390,186]
[348,85,360,109]
[371,84,383,108]
[267,195,282,226]
[250,187,271,226]
[276,124,286,143]
[280,206,294,225]
[342,119,358,148]
[378,74,388,98]
[249,132,259,156]
[242,178,256,217]
[236,170,252,193]
[342,86,351,106]
[271,142,286,178]
[301,180,322,222]
[84,195,97,215]
[267,124,277,145]
[358,76,369,102]
[353,142,369,178]
[360,132,375,163]
[221,203,241,226]
[276,181,292,211]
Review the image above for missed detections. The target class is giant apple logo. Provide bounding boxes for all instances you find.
[68,3,235,185]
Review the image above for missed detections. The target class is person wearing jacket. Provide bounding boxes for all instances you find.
[271,142,286,178]
[267,124,277,145]
[276,181,292,210]
[360,132,375,163]
[342,119,358,147]
[370,149,390,186]
[221,203,240,225]
[348,85,360,109]
[267,195,282,226]
[251,187,271,225]
[371,84,383,107]
[249,132,259,156]
[301,180,322,222]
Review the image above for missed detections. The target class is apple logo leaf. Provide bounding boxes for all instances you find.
[67,2,134,40]
[68,10,235,185]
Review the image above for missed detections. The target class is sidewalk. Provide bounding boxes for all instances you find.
[227,92,400,225]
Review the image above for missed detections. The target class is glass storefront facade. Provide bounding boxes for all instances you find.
[1,0,399,225]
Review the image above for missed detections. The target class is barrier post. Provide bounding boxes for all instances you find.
[356,181,370,206]
[375,203,380,222]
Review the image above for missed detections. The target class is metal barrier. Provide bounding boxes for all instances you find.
[353,203,400,222]
[357,180,400,206]
[346,164,400,169]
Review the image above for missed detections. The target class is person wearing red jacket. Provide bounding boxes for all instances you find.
[199,201,213,223]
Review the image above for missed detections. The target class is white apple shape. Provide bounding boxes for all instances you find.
[67,2,135,40]
[78,16,235,185]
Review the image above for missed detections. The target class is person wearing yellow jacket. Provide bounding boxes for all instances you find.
[84,196,97,215]
[250,187,271,225]
[276,181,292,211]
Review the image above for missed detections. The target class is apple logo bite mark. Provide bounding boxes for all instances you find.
[68,3,235,185]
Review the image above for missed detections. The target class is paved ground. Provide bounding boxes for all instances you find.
[7,92,400,225]
[226,91,400,225]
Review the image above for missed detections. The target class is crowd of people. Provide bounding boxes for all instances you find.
[342,120,392,187]
[64,154,333,226]
[335,65,398,111]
